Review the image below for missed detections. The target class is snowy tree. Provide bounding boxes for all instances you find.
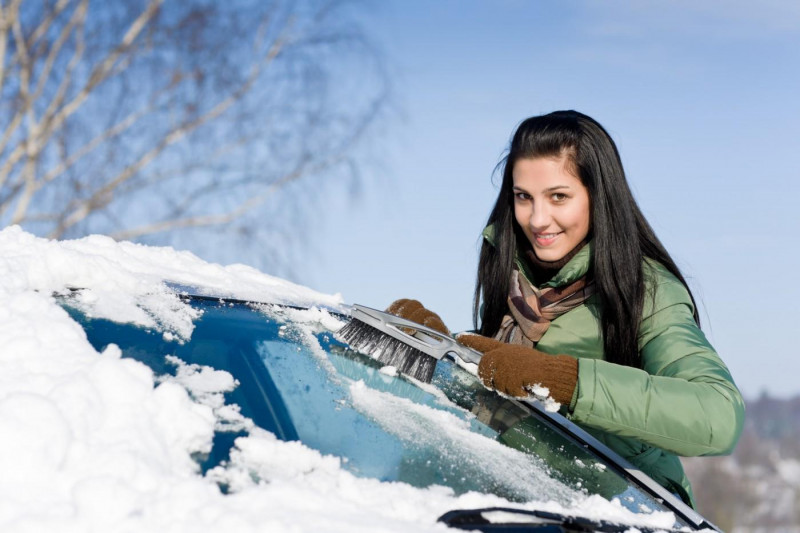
[0,0,389,268]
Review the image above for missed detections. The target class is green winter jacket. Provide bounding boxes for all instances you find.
[485,230,745,507]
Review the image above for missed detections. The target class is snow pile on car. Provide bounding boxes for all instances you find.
[0,226,680,532]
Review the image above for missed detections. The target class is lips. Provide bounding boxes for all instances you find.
[534,232,561,245]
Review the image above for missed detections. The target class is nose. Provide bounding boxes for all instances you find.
[528,201,551,231]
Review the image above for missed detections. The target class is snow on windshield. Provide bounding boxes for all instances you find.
[0,226,678,532]
[0,225,344,340]
[348,380,579,502]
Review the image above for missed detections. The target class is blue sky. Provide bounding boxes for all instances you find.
[294,1,800,399]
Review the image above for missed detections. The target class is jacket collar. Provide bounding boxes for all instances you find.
[482,224,592,288]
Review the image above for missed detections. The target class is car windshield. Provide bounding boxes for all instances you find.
[64,296,689,528]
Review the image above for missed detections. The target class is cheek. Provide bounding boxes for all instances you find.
[575,200,591,235]
[561,201,589,233]
[514,204,526,228]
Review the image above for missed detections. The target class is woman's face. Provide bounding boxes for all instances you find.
[512,156,591,262]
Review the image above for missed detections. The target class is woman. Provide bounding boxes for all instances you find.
[388,110,744,507]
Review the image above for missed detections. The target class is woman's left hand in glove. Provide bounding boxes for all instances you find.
[457,333,578,405]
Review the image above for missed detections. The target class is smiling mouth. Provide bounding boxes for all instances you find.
[533,232,562,245]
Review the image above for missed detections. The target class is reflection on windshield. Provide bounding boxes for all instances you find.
[257,311,680,522]
[433,361,635,503]
[257,335,579,503]
[67,297,683,525]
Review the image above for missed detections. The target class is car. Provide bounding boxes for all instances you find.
[0,227,720,532]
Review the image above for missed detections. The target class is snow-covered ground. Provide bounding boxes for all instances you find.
[0,226,683,532]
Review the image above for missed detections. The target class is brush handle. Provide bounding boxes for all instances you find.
[348,304,483,365]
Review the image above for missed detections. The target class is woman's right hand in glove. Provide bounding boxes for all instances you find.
[385,298,450,336]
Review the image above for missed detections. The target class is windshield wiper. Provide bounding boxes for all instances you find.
[438,507,685,533]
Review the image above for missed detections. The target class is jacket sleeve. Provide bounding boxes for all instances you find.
[567,267,745,457]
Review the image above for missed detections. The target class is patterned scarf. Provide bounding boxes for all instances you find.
[494,269,595,347]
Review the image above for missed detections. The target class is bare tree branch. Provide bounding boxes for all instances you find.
[3,1,88,221]
[50,16,291,236]
[1,0,159,215]
[109,152,330,241]
[39,101,153,186]
[8,1,38,224]
[31,0,86,111]
[0,0,23,95]
[27,0,70,48]
[38,0,162,152]
[0,0,391,269]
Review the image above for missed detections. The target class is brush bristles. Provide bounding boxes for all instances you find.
[336,318,437,383]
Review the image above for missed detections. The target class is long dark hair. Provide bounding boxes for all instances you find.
[473,110,699,368]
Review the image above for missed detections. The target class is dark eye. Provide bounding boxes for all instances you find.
[514,192,531,201]
[552,192,567,202]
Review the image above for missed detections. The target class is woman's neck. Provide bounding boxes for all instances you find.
[523,238,589,284]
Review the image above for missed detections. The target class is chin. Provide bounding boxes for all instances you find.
[534,248,568,262]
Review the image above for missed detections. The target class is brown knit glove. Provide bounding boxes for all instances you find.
[457,333,578,404]
[385,298,450,336]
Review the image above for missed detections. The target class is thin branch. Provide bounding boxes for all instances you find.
[38,0,163,157]
[0,134,25,189]
[0,0,23,95]
[3,0,157,219]
[37,46,218,193]
[51,106,240,236]
[110,138,357,242]
[109,160,316,241]
[10,3,31,122]
[0,178,23,209]
[2,0,388,250]
[39,100,154,187]
[0,0,86,191]
[28,0,71,48]
[7,1,41,225]
[31,0,87,109]
[51,22,291,237]
[115,133,255,202]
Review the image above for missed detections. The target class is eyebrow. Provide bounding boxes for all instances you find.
[512,185,571,193]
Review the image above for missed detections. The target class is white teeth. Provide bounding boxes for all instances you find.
[537,233,558,239]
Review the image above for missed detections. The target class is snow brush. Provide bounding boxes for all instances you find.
[335,304,483,383]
